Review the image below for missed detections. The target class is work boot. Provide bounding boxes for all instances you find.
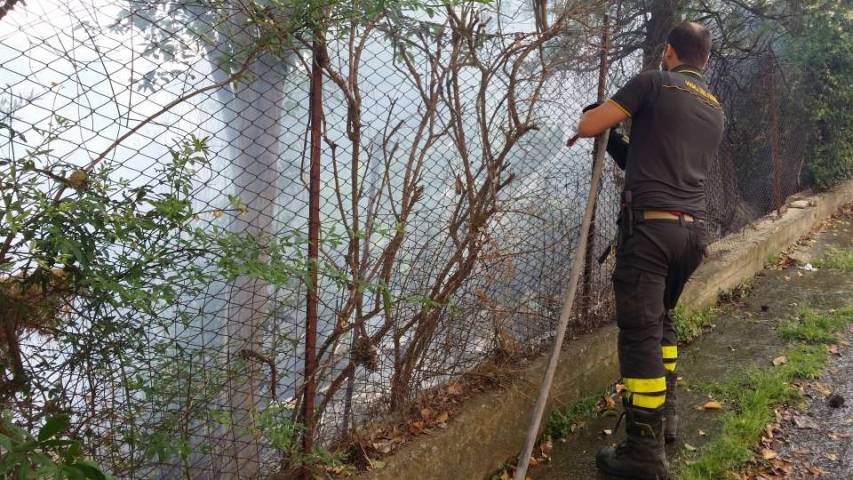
[596,400,668,480]
[664,372,678,443]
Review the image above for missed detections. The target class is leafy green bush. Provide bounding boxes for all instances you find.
[785,1,853,189]
[0,413,109,479]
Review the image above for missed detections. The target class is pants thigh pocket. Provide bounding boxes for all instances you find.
[613,266,664,330]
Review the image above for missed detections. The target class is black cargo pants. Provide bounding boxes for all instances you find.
[612,216,706,410]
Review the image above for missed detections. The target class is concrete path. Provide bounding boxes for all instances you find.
[745,211,853,480]
[528,207,853,480]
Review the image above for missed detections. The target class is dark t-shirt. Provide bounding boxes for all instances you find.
[609,65,725,219]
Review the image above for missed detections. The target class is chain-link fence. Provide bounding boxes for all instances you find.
[0,1,814,478]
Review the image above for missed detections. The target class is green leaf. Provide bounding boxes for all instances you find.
[68,463,107,480]
[0,433,12,450]
[38,415,70,442]
[60,465,85,480]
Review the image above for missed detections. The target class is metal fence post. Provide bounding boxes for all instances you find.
[581,13,610,322]
[513,7,611,480]
[769,55,781,212]
[303,30,323,480]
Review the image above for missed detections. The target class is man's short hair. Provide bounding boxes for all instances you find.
[667,21,712,66]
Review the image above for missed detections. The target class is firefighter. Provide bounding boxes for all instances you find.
[574,21,725,479]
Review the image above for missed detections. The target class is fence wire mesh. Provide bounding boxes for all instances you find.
[0,1,813,478]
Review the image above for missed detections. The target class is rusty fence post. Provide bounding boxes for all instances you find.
[581,13,610,323]
[303,30,323,480]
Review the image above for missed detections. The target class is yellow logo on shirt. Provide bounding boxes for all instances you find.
[683,80,721,108]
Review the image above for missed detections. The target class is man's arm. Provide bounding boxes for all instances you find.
[576,100,630,138]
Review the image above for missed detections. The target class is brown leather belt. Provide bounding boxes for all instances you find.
[643,209,695,222]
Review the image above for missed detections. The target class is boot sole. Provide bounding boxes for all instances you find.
[595,456,668,480]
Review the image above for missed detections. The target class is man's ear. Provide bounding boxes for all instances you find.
[660,44,672,70]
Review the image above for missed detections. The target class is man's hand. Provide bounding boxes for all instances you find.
[567,101,630,147]
[576,100,629,138]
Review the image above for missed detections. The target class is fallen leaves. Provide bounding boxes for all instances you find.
[408,407,451,435]
[446,381,464,396]
[539,438,553,458]
[760,448,778,460]
[804,464,826,477]
[810,382,833,397]
[696,399,723,411]
[771,356,787,367]
[792,415,818,430]
[497,471,532,480]
[407,420,425,435]
[435,411,450,424]
[596,390,621,413]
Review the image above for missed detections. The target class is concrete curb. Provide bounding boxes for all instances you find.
[681,179,853,310]
[357,179,853,480]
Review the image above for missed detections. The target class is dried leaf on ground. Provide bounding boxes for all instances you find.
[793,415,818,430]
[539,439,553,457]
[770,458,794,475]
[810,382,833,397]
[805,464,826,476]
[760,448,778,460]
[446,382,464,396]
[435,411,449,424]
[407,420,425,435]
[703,400,723,410]
[772,356,787,366]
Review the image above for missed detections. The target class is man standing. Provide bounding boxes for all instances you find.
[574,21,725,479]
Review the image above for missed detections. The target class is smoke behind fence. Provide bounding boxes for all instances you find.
[0,0,807,477]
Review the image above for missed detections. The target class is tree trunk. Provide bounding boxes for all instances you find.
[641,0,680,71]
[219,50,287,479]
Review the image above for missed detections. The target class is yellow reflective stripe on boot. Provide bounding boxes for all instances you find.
[623,377,666,394]
[662,345,678,372]
[630,392,666,409]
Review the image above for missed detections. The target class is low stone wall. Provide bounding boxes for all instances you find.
[357,179,853,480]
[681,180,853,310]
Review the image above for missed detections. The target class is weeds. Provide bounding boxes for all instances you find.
[814,247,853,272]
[680,305,852,479]
[545,394,601,440]
[674,305,715,343]
[778,305,852,344]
